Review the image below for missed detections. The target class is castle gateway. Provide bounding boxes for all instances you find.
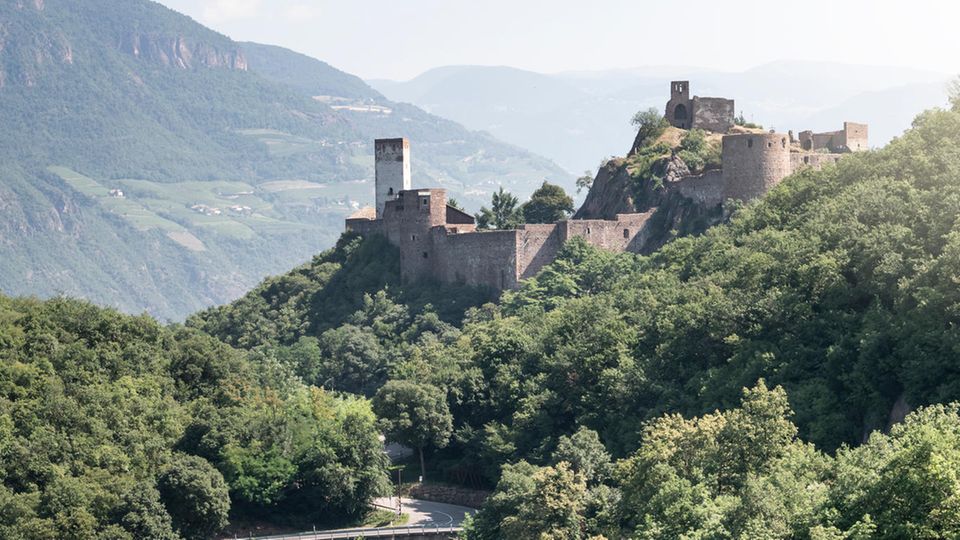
[347,83,868,292]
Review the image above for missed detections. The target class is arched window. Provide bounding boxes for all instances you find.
[674,103,688,121]
[388,187,394,195]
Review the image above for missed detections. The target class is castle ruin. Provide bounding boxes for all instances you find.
[665,81,735,133]
[346,83,868,292]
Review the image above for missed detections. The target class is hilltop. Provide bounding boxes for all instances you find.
[370,61,951,173]
[0,0,569,320]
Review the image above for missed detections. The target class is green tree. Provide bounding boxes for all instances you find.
[464,461,587,540]
[576,170,594,193]
[631,107,669,148]
[552,427,612,484]
[373,381,453,482]
[476,187,523,230]
[522,181,575,224]
[119,482,180,540]
[676,129,721,173]
[157,455,230,540]
[830,404,960,538]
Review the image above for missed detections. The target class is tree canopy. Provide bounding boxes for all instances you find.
[476,187,524,230]
[522,181,575,224]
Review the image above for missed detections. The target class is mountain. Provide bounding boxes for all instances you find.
[370,61,954,173]
[0,0,570,320]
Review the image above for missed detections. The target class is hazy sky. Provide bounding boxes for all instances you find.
[158,0,960,81]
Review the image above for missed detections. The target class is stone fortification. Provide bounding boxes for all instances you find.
[798,122,869,153]
[347,85,869,291]
[665,81,735,133]
[347,179,655,291]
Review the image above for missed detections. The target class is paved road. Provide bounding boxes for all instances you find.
[372,497,475,527]
[237,498,476,539]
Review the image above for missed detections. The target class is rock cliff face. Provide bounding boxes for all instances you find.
[575,153,726,254]
[121,33,247,70]
[0,0,247,89]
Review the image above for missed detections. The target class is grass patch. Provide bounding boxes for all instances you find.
[361,509,410,528]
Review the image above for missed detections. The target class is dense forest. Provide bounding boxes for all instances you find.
[0,296,387,539]
[4,93,960,538]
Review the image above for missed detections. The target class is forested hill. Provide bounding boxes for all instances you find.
[0,0,568,321]
[187,96,960,537]
[0,294,388,539]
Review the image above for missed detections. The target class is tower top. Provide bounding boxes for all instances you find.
[375,138,412,219]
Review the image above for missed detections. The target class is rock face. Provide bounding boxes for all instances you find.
[122,33,247,70]
[575,153,725,254]
[0,1,247,88]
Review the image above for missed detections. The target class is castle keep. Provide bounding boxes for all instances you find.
[347,83,868,291]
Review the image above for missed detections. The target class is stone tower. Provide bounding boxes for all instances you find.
[721,133,792,201]
[666,81,692,129]
[375,138,412,218]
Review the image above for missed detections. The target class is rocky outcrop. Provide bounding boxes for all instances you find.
[575,153,725,254]
[122,33,247,70]
[573,159,636,220]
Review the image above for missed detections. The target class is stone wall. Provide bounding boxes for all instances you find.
[666,81,692,129]
[798,123,868,153]
[387,189,448,284]
[791,152,842,171]
[345,217,383,237]
[434,229,519,290]
[517,224,563,280]
[674,169,726,206]
[408,483,490,510]
[721,133,792,202]
[691,97,735,133]
[843,122,868,152]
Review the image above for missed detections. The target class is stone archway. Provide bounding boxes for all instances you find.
[674,103,688,121]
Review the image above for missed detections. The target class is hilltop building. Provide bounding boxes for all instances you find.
[346,83,869,292]
[665,81,735,133]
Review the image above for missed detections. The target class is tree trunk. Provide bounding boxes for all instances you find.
[419,446,426,483]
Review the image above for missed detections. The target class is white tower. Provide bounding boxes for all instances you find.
[375,138,412,218]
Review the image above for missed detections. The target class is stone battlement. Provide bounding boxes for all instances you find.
[346,178,655,291]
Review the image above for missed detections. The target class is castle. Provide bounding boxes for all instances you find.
[346,82,868,292]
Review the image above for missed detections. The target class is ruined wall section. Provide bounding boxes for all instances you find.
[673,169,726,206]
[843,122,868,152]
[691,97,735,133]
[345,217,383,237]
[721,133,792,202]
[791,153,842,172]
[666,81,692,129]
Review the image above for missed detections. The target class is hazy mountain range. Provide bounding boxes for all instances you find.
[0,0,569,320]
[371,62,954,173]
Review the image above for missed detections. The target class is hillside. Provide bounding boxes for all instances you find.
[0,0,569,320]
[0,294,388,538]
[370,61,952,174]
[186,96,960,536]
